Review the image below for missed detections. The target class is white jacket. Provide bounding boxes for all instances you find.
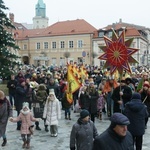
[43,97,61,125]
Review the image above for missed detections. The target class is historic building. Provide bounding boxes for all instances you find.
[14,19,97,66]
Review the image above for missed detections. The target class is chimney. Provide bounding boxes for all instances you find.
[9,13,14,23]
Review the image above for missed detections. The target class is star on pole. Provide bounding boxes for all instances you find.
[98,29,139,75]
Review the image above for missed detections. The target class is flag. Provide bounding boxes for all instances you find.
[79,65,88,83]
[66,64,81,104]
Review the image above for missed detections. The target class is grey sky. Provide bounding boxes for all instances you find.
[4,0,150,29]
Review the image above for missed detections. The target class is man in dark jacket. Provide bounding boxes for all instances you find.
[92,113,134,150]
[124,92,149,150]
[70,109,98,150]
[46,78,60,99]
[7,74,18,107]
[111,78,132,113]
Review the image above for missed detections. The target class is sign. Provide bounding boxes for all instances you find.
[82,51,86,57]
[33,56,49,60]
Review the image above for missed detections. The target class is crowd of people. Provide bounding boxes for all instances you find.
[0,64,150,149]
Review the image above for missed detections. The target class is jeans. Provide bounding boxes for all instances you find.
[9,93,16,106]
[65,108,71,116]
[106,92,114,117]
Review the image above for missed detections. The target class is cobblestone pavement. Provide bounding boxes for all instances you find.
[1,109,150,150]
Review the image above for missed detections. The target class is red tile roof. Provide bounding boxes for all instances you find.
[97,22,143,37]
[14,19,97,40]
[41,19,97,36]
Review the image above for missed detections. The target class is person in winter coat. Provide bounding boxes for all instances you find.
[7,74,18,108]
[79,85,88,110]
[97,90,105,120]
[92,113,134,150]
[85,81,99,122]
[61,90,72,120]
[124,92,149,150]
[111,78,132,113]
[15,78,30,130]
[46,78,60,99]
[102,77,118,117]
[139,81,150,128]
[70,109,98,150]
[43,89,61,137]
[0,90,12,147]
[9,102,39,149]
[34,84,48,131]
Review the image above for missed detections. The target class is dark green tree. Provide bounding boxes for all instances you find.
[0,0,21,79]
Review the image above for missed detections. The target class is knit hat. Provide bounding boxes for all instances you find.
[22,102,29,109]
[143,83,150,88]
[80,109,90,119]
[132,92,141,100]
[19,78,25,84]
[110,113,130,129]
[49,89,55,95]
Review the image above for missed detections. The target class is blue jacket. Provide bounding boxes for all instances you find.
[124,99,148,136]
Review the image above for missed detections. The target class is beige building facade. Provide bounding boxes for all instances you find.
[15,19,97,67]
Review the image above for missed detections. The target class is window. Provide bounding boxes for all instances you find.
[60,57,65,66]
[52,42,56,49]
[69,41,74,48]
[44,42,48,49]
[118,30,122,36]
[60,41,65,48]
[78,40,83,48]
[108,31,112,38]
[36,42,40,49]
[52,58,56,64]
[98,32,104,37]
[23,44,27,50]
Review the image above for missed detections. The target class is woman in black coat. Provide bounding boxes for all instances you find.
[124,92,149,150]
[85,82,99,123]
[15,78,29,130]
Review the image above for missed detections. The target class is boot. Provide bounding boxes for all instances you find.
[35,121,41,130]
[99,112,102,120]
[45,125,49,132]
[22,140,26,148]
[2,138,7,147]
[36,125,41,130]
[26,141,30,149]
[65,116,68,120]
[68,115,71,120]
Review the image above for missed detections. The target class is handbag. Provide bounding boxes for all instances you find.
[29,125,34,135]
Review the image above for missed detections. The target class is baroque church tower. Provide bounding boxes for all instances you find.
[33,0,49,29]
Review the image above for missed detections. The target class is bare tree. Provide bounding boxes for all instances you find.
[63,52,70,63]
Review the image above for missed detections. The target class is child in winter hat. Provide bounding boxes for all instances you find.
[9,102,39,149]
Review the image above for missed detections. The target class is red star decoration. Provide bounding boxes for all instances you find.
[98,29,139,75]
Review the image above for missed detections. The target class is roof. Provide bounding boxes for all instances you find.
[13,22,27,30]
[14,19,97,40]
[41,19,97,36]
[97,21,147,38]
